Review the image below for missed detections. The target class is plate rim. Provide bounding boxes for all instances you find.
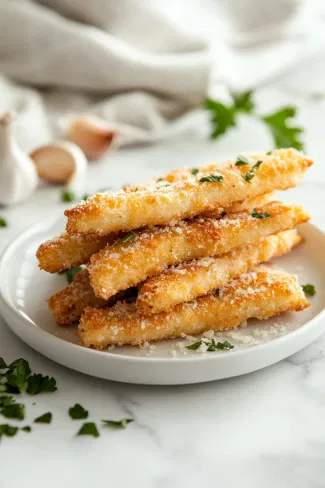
[1,217,325,366]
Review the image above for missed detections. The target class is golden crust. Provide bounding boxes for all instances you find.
[47,269,106,325]
[78,265,310,348]
[36,232,116,274]
[137,230,302,314]
[65,149,312,235]
[88,201,310,300]
[202,192,275,218]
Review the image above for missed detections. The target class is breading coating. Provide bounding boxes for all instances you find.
[137,230,301,314]
[202,192,275,218]
[65,149,312,235]
[89,201,309,300]
[36,232,116,273]
[47,269,106,325]
[47,268,138,325]
[79,265,309,348]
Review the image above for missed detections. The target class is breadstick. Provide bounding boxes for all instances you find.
[89,201,309,300]
[65,149,312,235]
[79,265,309,348]
[137,230,301,314]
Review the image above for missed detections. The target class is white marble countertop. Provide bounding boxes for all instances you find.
[1,55,325,488]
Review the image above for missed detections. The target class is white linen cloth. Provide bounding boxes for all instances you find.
[0,0,210,150]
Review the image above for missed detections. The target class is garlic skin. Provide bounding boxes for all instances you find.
[66,115,118,160]
[0,111,38,206]
[30,141,87,192]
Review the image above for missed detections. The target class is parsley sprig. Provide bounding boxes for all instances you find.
[186,339,234,351]
[58,266,82,284]
[0,357,57,395]
[205,91,304,150]
[242,160,263,183]
[302,284,316,296]
[199,174,223,183]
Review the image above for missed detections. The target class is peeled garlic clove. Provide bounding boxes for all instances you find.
[30,141,87,186]
[0,110,38,206]
[66,115,118,160]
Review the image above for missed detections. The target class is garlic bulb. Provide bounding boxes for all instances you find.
[0,111,38,206]
[66,115,118,160]
[30,141,87,192]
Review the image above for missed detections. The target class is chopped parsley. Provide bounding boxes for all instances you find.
[0,396,15,408]
[26,374,57,395]
[251,209,271,219]
[101,418,133,429]
[199,174,223,183]
[21,426,31,433]
[0,424,18,439]
[235,154,250,166]
[58,266,82,284]
[302,284,316,297]
[1,403,25,421]
[192,168,199,175]
[60,190,76,203]
[156,178,163,182]
[6,359,31,392]
[76,422,99,438]
[242,160,263,183]
[118,233,136,244]
[266,150,272,155]
[158,184,171,189]
[134,188,138,192]
[81,194,89,201]
[69,403,89,420]
[0,217,7,228]
[34,412,52,424]
[186,339,234,351]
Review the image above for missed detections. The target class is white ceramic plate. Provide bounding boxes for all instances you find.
[0,217,325,385]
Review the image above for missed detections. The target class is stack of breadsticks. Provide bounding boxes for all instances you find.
[37,148,313,350]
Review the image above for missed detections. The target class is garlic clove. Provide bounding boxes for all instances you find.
[30,141,87,186]
[0,110,39,206]
[66,115,118,160]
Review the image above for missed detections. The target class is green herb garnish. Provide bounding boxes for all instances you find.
[34,412,52,424]
[156,178,163,182]
[192,168,199,175]
[101,418,133,429]
[1,403,25,421]
[76,422,99,438]
[58,266,82,284]
[251,209,271,219]
[0,218,7,228]
[199,174,223,183]
[0,358,7,369]
[26,374,57,395]
[60,190,76,203]
[0,396,15,408]
[262,106,303,150]
[6,359,31,393]
[21,426,31,433]
[235,154,250,166]
[69,403,89,420]
[302,284,316,296]
[0,424,18,439]
[186,339,234,351]
[266,150,272,155]
[118,233,135,244]
[81,194,89,201]
[242,160,263,183]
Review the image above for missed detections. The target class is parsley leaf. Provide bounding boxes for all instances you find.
[76,422,100,438]
[186,339,234,351]
[6,359,31,392]
[0,358,7,369]
[21,426,31,433]
[302,284,316,297]
[101,418,133,429]
[242,160,263,183]
[0,424,18,439]
[81,194,89,201]
[69,403,88,420]
[230,90,255,113]
[61,190,76,203]
[192,168,199,175]
[251,209,271,219]
[34,412,52,424]
[0,218,7,228]
[235,154,250,166]
[199,174,223,183]
[59,266,82,284]
[1,403,25,421]
[204,98,236,139]
[118,233,135,244]
[26,374,57,395]
[156,178,163,182]
[0,396,15,408]
[262,106,304,150]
